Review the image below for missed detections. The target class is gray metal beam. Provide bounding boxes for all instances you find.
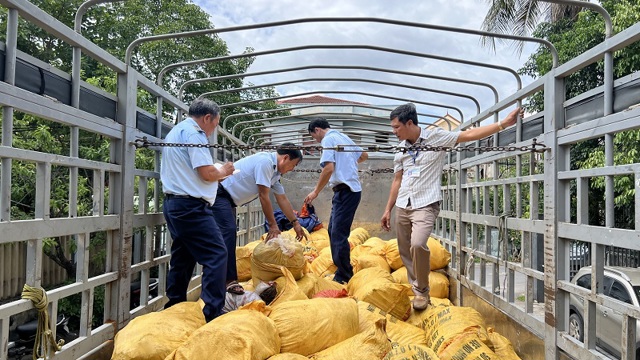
[130,17,556,73]
[222,103,441,131]
[218,90,465,122]
[157,44,523,92]
[179,65,499,105]
[234,112,389,140]
[203,77,482,115]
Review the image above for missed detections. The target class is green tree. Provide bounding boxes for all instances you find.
[510,0,640,228]
[480,0,585,53]
[0,0,288,280]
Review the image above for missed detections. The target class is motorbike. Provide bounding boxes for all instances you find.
[7,314,76,360]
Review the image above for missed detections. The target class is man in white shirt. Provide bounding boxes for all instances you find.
[213,143,306,294]
[304,118,368,284]
[381,103,522,310]
[161,97,234,322]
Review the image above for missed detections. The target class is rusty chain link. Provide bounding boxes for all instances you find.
[290,168,396,175]
[132,136,547,153]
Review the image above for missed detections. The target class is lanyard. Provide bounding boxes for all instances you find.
[407,138,423,165]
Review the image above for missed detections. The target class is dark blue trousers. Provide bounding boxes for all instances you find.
[163,197,227,322]
[211,195,238,283]
[328,188,361,283]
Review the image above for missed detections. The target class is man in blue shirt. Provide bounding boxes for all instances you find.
[161,97,234,322]
[212,143,306,294]
[304,118,368,284]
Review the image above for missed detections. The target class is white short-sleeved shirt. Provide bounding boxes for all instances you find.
[161,118,218,205]
[320,129,362,192]
[220,152,285,206]
[394,127,459,209]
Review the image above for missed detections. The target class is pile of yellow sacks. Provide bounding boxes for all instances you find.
[111,227,522,360]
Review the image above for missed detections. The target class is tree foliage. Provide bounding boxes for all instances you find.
[0,0,288,284]
[517,0,640,228]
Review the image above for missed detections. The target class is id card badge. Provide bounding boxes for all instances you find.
[407,167,421,178]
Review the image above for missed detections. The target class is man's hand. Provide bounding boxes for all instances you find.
[500,107,524,129]
[265,225,281,241]
[304,190,318,205]
[220,162,235,177]
[381,210,392,232]
[292,222,308,241]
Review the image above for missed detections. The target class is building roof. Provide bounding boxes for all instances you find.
[433,114,460,131]
[277,95,368,105]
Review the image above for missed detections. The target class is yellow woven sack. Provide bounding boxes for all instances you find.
[429,271,449,299]
[309,319,391,360]
[383,344,439,360]
[350,227,370,242]
[428,237,451,270]
[309,250,337,277]
[111,301,205,360]
[296,273,320,298]
[166,309,280,360]
[307,239,330,253]
[285,227,311,240]
[404,298,452,328]
[237,240,262,282]
[386,314,427,347]
[390,267,449,299]
[487,327,521,360]
[267,354,309,360]
[351,237,386,258]
[252,234,306,285]
[438,332,498,359]
[358,300,427,347]
[423,306,488,354]
[356,300,386,333]
[347,267,412,320]
[271,267,308,308]
[314,274,346,293]
[268,297,359,356]
[384,239,404,270]
[352,254,391,273]
[308,227,329,242]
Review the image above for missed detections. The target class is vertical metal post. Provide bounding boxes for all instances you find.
[455,153,465,306]
[1,9,18,222]
[543,69,566,360]
[109,69,137,327]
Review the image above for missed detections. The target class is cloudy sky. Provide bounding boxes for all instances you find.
[193,0,539,124]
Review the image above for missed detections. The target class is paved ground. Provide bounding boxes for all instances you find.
[471,262,546,318]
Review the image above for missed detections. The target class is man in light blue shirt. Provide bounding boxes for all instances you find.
[304,118,368,283]
[161,97,234,322]
[212,143,306,294]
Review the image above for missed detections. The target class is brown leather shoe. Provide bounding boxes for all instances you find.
[412,295,430,311]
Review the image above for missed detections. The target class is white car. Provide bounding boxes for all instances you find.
[569,266,640,359]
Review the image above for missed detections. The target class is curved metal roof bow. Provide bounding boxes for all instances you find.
[218,90,465,122]
[204,77,483,115]
[158,44,523,93]
[127,17,558,70]
[179,65,498,119]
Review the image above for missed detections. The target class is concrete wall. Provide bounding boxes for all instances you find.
[277,155,397,239]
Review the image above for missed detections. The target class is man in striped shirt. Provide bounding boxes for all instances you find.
[381,103,522,310]
[305,118,368,284]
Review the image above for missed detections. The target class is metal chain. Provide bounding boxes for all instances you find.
[132,136,547,153]
[290,168,395,175]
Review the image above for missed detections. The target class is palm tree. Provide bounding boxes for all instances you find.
[481,0,585,53]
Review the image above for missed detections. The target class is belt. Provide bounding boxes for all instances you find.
[332,183,351,192]
[216,186,237,207]
[165,193,211,206]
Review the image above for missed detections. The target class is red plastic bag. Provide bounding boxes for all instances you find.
[313,288,349,298]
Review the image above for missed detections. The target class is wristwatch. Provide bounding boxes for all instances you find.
[290,218,299,225]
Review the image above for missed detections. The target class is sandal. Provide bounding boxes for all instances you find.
[226,281,245,295]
